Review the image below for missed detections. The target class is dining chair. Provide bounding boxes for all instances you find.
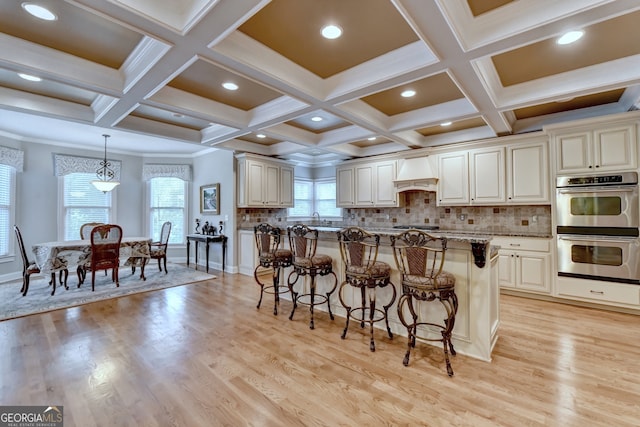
[14,225,68,296]
[78,224,123,291]
[80,222,104,240]
[81,222,109,277]
[149,221,171,273]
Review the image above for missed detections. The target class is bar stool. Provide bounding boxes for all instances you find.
[254,223,293,315]
[390,229,458,376]
[337,227,397,351]
[286,224,337,329]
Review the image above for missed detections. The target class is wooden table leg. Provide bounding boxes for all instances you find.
[140,258,147,281]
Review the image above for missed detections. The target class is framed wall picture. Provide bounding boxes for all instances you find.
[200,183,220,214]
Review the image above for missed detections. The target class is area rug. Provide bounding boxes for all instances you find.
[0,263,215,321]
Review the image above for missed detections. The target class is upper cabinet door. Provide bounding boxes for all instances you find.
[508,141,549,204]
[279,165,294,207]
[374,161,398,206]
[246,160,266,206]
[355,165,374,205]
[555,132,592,173]
[263,163,280,206]
[593,125,637,171]
[336,167,355,207]
[469,147,505,205]
[438,151,469,205]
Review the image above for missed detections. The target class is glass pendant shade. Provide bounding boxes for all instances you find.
[91,134,120,192]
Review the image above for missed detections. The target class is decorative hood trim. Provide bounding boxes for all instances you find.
[394,156,438,192]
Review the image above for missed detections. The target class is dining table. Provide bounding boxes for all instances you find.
[32,237,152,291]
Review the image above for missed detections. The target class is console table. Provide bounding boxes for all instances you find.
[186,234,227,273]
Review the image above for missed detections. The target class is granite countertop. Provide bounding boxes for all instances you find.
[238,225,552,241]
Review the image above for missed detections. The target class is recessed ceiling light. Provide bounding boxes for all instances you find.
[367,137,376,141]
[18,73,41,82]
[440,121,452,127]
[311,116,323,122]
[222,82,238,91]
[22,3,57,21]
[321,25,342,39]
[256,133,266,138]
[401,90,416,98]
[557,30,584,45]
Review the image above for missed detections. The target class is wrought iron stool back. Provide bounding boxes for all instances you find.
[286,224,337,329]
[337,227,397,351]
[390,229,458,376]
[254,223,293,315]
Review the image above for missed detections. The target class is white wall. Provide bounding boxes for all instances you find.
[191,149,236,272]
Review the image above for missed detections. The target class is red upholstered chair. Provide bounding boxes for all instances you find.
[390,229,458,376]
[337,227,396,351]
[78,224,123,291]
[286,224,337,329]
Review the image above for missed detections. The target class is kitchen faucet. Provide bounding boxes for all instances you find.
[312,212,321,223]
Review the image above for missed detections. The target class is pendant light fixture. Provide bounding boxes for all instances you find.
[91,134,120,192]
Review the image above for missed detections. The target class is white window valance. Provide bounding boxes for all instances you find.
[53,153,121,179]
[0,146,24,172]
[142,164,191,181]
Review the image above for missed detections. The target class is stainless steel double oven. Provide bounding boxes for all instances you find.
[556,172,640,284]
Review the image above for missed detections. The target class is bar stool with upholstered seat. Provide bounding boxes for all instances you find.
[390,229,458,376]
[254,223,293,315]
[286,224,337,329]
[337,227,397,351]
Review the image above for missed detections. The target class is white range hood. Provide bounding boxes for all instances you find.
[394,156,438,192]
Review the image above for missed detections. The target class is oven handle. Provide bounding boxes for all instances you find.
[557,234,639,243]
[557,186,637,194]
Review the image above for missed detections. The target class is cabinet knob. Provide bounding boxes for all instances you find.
[588,165,593,168]
[595,165,600,168]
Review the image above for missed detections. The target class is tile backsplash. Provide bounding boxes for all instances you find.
[237,191,552,235]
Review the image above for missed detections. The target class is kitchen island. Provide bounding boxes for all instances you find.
[238,226,500,362]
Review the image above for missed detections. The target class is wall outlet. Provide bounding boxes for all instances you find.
[532,215,538,223]
[459,214,467,221]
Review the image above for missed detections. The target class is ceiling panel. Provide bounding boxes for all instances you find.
[513,89,625,120]
[417,117,487,137]
[238,0,419,78]
[0,68,96,105]
[132,105,211,130]
[0,0,140,68]
[361,73,465,116]
[466,0,514,17]
[168,60,283,111]
[493,10,640,87]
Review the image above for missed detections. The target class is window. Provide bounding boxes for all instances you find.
[62,173,113,241]
[0,164,15,258]
[288,178,341,218]
[148,177,186,244]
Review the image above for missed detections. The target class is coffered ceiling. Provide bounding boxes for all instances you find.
[0,0,639,162]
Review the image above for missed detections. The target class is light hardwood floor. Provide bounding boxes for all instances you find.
[1,270,639,427]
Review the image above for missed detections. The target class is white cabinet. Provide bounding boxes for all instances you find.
[507,140,549,204]
[238,229,257,276]
[556,277,640,307]
[493,237,551,294]
[554,123,637,173]
[336,160,398,207]
[437,151,469,205]
[469,147,505,205]
[236,153,294,208]
[337,167,355,206]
